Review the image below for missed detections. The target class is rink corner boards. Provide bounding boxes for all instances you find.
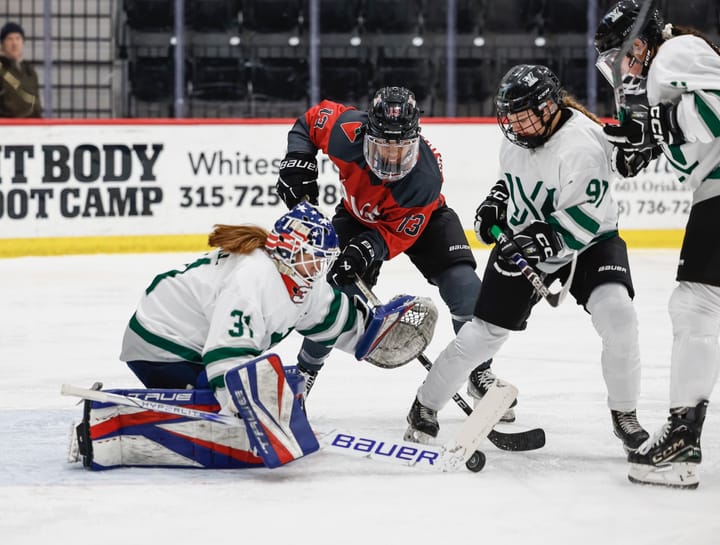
[0,229,685,258]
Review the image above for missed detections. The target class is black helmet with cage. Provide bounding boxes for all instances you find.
[364,86,421,182]
[594,0,665,83]
[495,64,563,149]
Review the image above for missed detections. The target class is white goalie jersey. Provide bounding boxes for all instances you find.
[498,108,619,271]
[120,248,364,389]
[648,34,720,203]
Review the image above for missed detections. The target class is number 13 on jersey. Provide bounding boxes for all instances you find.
[397,213,426,236]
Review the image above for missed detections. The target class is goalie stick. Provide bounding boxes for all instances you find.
[354,278,546,452]
[611,0,655,121]
[490,224,576,308]
[61,384,483,473]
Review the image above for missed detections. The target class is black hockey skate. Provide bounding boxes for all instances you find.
[404,397,439,444]
[611,409,649,453]
[468,363,517,423]
[296,363,319,396]
[627,400,708,490]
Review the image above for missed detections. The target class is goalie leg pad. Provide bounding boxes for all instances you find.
[73,388,262,470]
[224,354,319,468]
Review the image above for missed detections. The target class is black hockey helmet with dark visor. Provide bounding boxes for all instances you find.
[495,64,562,149]
[594,0,665,85]
[364,86,421,182]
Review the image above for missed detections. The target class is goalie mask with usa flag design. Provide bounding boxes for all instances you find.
[266,203,340,303]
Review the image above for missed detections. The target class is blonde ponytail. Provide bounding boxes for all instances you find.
[208,224,269,254]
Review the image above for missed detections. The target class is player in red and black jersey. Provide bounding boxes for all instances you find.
[277,87,513,439]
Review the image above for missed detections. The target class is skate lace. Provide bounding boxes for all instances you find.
[416,401,437,421]
[298,368,317,394]
[616,411,644,434]
[637,421,671,455]
[471,368,497,390]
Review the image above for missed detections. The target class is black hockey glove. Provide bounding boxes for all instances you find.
[276,152,319,209]
[474,179,509,245]
[604,102,684,149]
[327,234,376,287]
[500,221,563,266]
[611,145,661,178]
[603,103,655,150]
[648,103,685,146]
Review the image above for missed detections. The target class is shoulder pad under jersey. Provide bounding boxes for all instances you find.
[328,109,368,165]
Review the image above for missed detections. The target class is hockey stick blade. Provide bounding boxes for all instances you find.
[544,250,577,307]
[317,429,480,473]
[417,354,545,451]
[437,380,517,471]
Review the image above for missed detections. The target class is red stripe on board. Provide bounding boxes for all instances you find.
[0,118,297,126]
[0,117,618,127]
[0,116,520,127]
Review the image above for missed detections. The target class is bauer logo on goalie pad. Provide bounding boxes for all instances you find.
[224,354,319,468]
[355,295,438,369]
[126,392,194,402]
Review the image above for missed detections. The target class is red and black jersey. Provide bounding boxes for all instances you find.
[287,100,446,259]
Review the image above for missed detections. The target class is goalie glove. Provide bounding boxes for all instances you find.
[474,180,509,245]
[276,152,319,208]
[500,221,563,267]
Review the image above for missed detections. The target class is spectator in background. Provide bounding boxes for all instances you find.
[0,22,42,118]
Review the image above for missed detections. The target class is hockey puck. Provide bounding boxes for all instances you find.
[465,450,486,472]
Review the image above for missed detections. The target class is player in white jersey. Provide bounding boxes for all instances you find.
[405,64,649,455]
[120,202,365,414]
[595,0,719,489]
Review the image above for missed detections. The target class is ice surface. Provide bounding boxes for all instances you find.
[1,250,718,544]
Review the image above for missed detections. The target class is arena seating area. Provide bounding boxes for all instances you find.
[2,0,719,118]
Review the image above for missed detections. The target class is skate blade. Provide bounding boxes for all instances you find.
[403,426,436,445]
[628,462,699,489]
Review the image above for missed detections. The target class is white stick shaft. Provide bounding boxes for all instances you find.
[60,384,240,426]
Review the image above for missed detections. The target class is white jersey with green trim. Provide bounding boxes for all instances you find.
[498,108,619,272]
[120,248,364,388]
[648,34,720,203]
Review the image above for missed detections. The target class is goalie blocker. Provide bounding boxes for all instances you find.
[69,355,318,470]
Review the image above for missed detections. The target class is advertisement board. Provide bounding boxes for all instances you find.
[0,119,687,256]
